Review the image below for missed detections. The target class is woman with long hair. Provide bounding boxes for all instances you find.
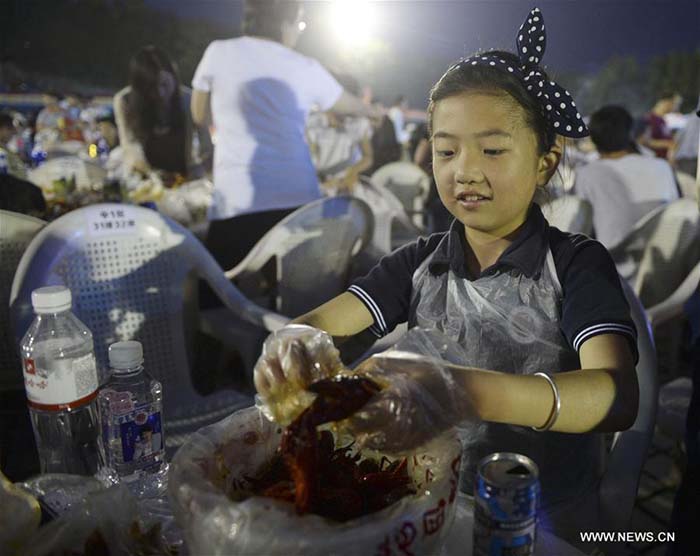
[114,45,211,179]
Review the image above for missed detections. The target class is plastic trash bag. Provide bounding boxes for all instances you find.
[18,484,180,556]
[169,405,462,556]
[0,471,41,556]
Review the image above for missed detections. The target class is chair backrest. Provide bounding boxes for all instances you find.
[540,196,593,235]
[10,204,284,440]
[227,196,374,318]
[352,178,421,254]
[608,201,680,282]
[370,162,431,227]
[598,279,659,531]
[633,198,700,307]
[0,210,46,391]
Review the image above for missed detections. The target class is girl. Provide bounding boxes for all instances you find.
[255,7,638,538]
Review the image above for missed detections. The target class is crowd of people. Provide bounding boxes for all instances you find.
[1,1,699,554]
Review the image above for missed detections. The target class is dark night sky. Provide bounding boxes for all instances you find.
[147,0,700,66]
[146,0,700,106]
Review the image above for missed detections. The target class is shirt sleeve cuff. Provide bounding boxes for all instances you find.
[191,77,211,92]
[347,285,387,338]
[572,322,639,362]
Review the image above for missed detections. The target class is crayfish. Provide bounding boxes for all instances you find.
[248,375,416,521]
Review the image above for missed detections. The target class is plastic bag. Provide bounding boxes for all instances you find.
[18,484,181,556]
[254,324,347,426]
[0,471,41,556]
[169,406,462,556]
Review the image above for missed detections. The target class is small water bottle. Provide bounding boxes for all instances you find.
[98,341,167,497]
[20,286,102,475]
[0,149,8,174]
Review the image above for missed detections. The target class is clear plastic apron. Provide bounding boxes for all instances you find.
[409,243,605,512]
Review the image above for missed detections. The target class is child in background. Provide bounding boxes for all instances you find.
[255,7,639,542]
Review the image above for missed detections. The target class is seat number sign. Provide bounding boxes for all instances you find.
[86,206,139,236]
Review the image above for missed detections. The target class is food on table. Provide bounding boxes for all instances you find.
[241,376,417,522]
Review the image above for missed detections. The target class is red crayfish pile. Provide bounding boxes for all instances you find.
[248,376,416,522]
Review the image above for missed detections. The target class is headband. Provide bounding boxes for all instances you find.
[454,7,588,139]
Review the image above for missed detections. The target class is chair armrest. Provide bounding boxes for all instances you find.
[198,307,275,345]
[647,261,700,329]
[180,234,288,331]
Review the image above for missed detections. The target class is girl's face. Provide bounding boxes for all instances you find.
[432,91,559,238]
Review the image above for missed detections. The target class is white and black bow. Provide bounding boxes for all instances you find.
[457,7,588,138]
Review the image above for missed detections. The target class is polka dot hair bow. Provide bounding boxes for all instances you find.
[458,7,588,138]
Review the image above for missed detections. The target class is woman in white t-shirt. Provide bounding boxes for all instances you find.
[191,0,380,291]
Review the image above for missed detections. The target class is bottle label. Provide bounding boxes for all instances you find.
[23,354,99,410]
[116,403,164,467]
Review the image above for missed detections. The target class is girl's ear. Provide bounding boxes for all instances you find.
[537,136,563,186]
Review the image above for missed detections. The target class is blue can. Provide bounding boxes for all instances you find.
[473,452,539,556]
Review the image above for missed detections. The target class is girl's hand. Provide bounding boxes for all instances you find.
[254,325,346,424]
[343,352,477,454]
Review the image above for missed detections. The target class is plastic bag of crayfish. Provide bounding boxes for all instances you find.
[168,405,462,556]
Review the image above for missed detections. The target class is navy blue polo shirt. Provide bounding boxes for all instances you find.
[348,204,638,360]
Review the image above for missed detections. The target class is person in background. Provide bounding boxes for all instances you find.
[362,115,402,177]
[0,111,27,179]
[59,93,83,121]
[58,93,85,141]
[254,9,638,548]
[574,105,679,250]
[669,95,700,179]
[307,74,374,193]
[95,112,120,151]
[408,121,452,233]
[638,91,682,159]
[114,45,212,180]
[190,0,380,280]
[35,92,67,133]
[388,94,410,144]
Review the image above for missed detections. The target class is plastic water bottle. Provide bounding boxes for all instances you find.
[20,286,102,475]
[98,341,167,497]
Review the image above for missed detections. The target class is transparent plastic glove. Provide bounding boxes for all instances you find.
[254,324,346,425]
[343,351,476,454]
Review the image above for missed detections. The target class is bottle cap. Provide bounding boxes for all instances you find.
[108,341,144,371]
[31,286,72,314]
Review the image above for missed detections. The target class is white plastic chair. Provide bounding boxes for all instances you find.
[609,201,682,283]
[10,203,287,449]
[223,195,374,318]
[0,210,46,392]
[370,162,431,229]
[616,199,699,387]
[595,280,659,533]
[632,199,700,308]
[645,261,700,329]
[353,177,422,254]
[539,195,593,235]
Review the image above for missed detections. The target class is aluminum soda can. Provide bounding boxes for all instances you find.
[473,452,539,556]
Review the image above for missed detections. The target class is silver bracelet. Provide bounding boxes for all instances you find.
[531,372,561,432]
